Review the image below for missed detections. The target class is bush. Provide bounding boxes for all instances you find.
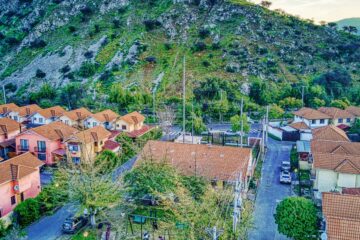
[5,37,20,46]
[192,42,207,52]
[0,219,7,238]
[112,19,121,28]
[5,83,17,92]
[35,69,46,78]
[198,28,210,38]
[143,19,161,31]
[80,5,93,15]
[84,51,93,59]
[14,198,41,227]
[68,26,76,33]
[30,39,47,48]
[78,61,98,78]
[60,65,71,73]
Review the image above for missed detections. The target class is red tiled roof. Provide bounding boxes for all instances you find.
[70,126,111,144]
[35,106,66,119]
[103,140,120,151]
[120,111,145,125]
[127,125,153,138]
[322,192,360,240]
[0,103,19,115]
[62,107,92,121]
[16,104,42,117]
[318,107,354,119]
[138,140,252,181]
[289,121,310,130]
[90,109,119,123]
[312,125,350,142]
[27,121,78,141]
[0,118,23,134]
[346,106,360,117]
[109,130,121,140]
[293,107,330,120]
[342,188,360,195]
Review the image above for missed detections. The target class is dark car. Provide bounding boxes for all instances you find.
[62,216,88,234]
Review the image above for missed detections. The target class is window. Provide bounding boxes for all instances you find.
[65,120,69,125]
[11,196,16,205]
[72,157,81,165]
[320,119,325,124]
[14,116,18,121]
[38,153,46,161]
[122,125,127,130]
[92,122,97,127]
[20,192,24,202]
[20,139,29,151]
[37,141,46,152]
[39,118,43,123]
[311,120,316,124]
[338,118,343,123]
[346,118,351,123]
[69,144,79,152]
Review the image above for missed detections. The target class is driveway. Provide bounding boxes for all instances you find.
[249,138,294,240]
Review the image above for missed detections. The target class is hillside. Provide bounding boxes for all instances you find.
[337,18,360,35]
[0,0,360,122]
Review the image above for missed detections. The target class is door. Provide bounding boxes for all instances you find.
[20,139,29,151]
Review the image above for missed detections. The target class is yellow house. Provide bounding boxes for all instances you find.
[65,126,114,164]
[311,140,360,199]
[116,111,145,132]
[59,107,92,129]
[318,107,355,127]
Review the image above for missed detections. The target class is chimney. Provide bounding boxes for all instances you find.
[0,125,8,139]
[10,164,19,180]
[26,107,30,116]
[55,129,64,141]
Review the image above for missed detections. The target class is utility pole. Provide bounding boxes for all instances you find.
[233,173,242,233]
[182,56,186,143]
[261,117,265,155]
[206,226,223,240]
[240,97,244,147]
[301,86,305,107]
[153,90,156,123]
[2,85,6,104]
[265,105,269,146]
[191,99,194,144]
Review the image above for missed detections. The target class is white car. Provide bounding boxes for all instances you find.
[280,171,291,184]
[281,161,291,171]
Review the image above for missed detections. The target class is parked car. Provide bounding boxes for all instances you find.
[281,161,291,171]
[280,171,291,184]
[62,216,88,234]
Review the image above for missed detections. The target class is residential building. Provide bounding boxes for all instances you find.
[30,106,67,125]
[293,107,330,129]
[0,152,44,218]
[15,122,78,165]
[59,107,92,128]
[0,118,24,159]
[138,140,253,188]
[8,104,42,123]
[116,111,145,132]
[311,140,360,197]
[312,125,350,142]
[322,192,360,240]
[345,106,360,120]
[64,126,118,164]
[0,103,19,118]
[318,107,354,128]
[84,109,119,130]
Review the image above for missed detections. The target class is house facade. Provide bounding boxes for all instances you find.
[318,107,355,127]
[0,103,19,118]
[0,152,44,218]
[346,106,360,121]
[311,140,360,198]
[15,122,78,165]
[64,126,114,164]
[293,107,330,129]
[59,107,92,129]
[116,111,145,132]
[0,118,24,159]
[84,109,119,130]
[30,106,66,125]
[8,104,42,123]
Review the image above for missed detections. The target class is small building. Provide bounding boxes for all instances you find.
[59,107,92,129]
[0,152,44,219]
[30,106,67,125]
[8,104,42,123]
[175,134,203,144]
[293,107,330,129]
[0,118,24,160]
[116,111,145,132]
[312,125,350,142]
[322,192,360,240]
[296,140,311,170]
[138,140,254,189]
[64,126,117,164]
[311,140,360,198]
[84,109,119,130]
[0,103,19,118]
[15,122,78,165]
[345,106,360,120]
[318,107,355,128]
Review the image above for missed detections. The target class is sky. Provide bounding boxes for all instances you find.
[251,0,360,23]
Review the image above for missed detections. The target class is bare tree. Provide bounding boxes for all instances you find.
[157,105,176,141]
[260,1,272,8]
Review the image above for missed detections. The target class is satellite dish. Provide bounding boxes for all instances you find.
[14,185,19,191]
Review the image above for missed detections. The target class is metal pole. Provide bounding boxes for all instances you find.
[191,99,194,144]
[212,226,217,240]
[266,105,269,146]
[240,97,244,147]
[182,56,186,143]
[153,90,156,123]
[2,85,6,104]
[301,86,305,107]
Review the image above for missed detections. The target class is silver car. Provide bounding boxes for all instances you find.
[280,171,291,184]
[281,161,291,171]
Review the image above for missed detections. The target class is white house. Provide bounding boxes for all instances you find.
[0,103,19,118]
[311,140,360,199]
[293,107,331,129]
[84,109,119,130]
[318,107,355,127]
[30,106,66,125]
[115,111,145,132]
[8,104,42,123]
[59,107,92,128]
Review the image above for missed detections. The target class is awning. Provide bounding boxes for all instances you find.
[0,138,16,148]
[296,140,311,153]
[52,148,66,156]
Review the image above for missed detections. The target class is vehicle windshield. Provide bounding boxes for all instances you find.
[63,223,72,229]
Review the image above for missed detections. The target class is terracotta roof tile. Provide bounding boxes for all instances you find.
[35,106,66,119]
[293,107,330,120]
[322,192,360,240]
[127,125,153,138]
[312,125,350,142]
[103,140,120,151]
[16,104,42,117]
[289,121,310,130]
[342,188,360,195]
[27,121,78,141]
[69,126,111,144]
[0,103,19,115]
[62,107,92,121]
[318,107,354,119]
[0,152,44,185]
[120,111,145,124]
[90,109,119,123]
[0,118,23,134]
[346,106,360,117]
[138,140,252,181]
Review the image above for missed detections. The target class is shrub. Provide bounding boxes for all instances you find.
[84,51,93,59]
[202,60,210,67]
[192,42,207,52]
[14,198,41,227]
[35,69,46,78]
[78,61,98,78]
[198,28,210,38]
[60,65,71,73]
[80,5,93,15]
[68,26,76,33]
[112,19,121,28]
[145,56,157,63]
[0,32,5,40]
[30,39,47,48]
[5,37,20,46]
[0,219,7,238]
[143,19,161,31]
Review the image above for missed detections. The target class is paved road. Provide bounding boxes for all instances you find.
[249,138,294,240]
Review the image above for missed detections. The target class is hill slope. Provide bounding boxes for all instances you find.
[0,0,359,120]
[337,18,360,34]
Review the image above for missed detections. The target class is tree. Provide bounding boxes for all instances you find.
[14,198,41,227]
[213,90,229,122]
[330,98,350,109]
[314,68,352,98]
[260,1,272,8]
[95,150,121,173]
[230,114,250,133]
[157,105,176,140]
[274,197,318,240]
[279,97,302,109]
[268,104,284,120]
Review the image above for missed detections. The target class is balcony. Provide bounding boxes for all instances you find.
[17,145,29,152]
[34,147,47,153]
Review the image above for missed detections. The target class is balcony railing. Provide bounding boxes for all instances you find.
[34,147,46,153]
[17,145,29,152]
